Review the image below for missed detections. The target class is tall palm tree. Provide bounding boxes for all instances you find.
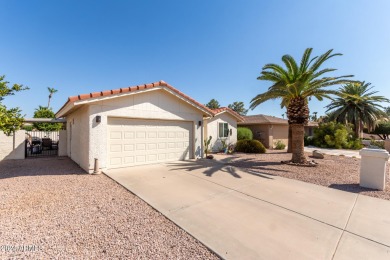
[250,48,354,164]
[47,87,58,108]
[326,82,389,138]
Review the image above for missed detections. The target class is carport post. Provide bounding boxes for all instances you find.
[93,158,101,174]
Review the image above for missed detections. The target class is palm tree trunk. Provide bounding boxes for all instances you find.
[290,124,307,164]
[48,94,52,108]
[287,124,292,153]
[355,122,361,138]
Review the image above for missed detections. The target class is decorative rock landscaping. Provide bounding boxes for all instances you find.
[0,157,219,259]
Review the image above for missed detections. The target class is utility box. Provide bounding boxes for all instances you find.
[359,148,389,191]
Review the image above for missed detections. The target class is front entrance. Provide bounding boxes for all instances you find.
[25,131,59,157]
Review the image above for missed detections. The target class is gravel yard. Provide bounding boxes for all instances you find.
[0,157,219,259]
[224,150,390,201]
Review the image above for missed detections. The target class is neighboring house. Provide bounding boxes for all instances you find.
[205,107,243,152]
[238,114,318,149]
[55,80,242,173]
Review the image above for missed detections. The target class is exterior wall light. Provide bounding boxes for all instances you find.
[96,115,101,123]
[198,121,202,127]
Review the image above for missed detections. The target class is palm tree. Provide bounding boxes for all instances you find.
[326,82,389,138]
[250,48,354,164]
[311,112,318,121]
[384,106,390,117]
[47,87,58,108]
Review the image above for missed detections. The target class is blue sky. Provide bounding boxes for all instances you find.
[1,0,389,118]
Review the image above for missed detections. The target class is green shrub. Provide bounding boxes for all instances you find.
[312,122,362,150]
[235,139,266,153]
[237,127,253,140]
[304,135,314,146]
[22,125,33,131]
[351,139,364,150]
[370,140,385,149]
[274,140,286,150]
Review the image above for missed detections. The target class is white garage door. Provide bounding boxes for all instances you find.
[108,118,193,169]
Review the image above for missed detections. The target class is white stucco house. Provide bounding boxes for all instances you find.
[205,107,243,152]
[55,80,243,173]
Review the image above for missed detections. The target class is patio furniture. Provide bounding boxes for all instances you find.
[42,138,52,150]
[30,137,42,154]
[51,140,59,150]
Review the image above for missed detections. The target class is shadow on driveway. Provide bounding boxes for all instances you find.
[167,158,241,178]
[167,157,278,180]
[329,183,380,193]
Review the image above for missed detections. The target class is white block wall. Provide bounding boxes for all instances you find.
[58,130,67,156]
[0,131,25,160]
[66,106,90,172]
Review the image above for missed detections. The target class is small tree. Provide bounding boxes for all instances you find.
[0,75,28,135]
[33,106,62,131]
[228,101,248,115]
[205,99,220,109]
[312,122,362,149]
[371,122,390,140]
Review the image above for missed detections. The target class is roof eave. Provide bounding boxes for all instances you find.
[214,110,244,122]
[56,84,214,118]
[55,101,75,118]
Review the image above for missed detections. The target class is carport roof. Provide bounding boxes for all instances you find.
[56,80,215,118]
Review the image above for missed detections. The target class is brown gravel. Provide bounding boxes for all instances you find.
[225,150,390,201]
[0,157,219,259]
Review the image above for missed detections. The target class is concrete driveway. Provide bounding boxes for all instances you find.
[105,159,390,259]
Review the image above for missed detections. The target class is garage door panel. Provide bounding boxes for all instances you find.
[110,144,122,152]
[110,131,122,139]
[124,131,135,139]
[108,118,192,169]
[110,157,122,165]
[124,156,134,164]
[136,155,146,162]
[124,144,134,151]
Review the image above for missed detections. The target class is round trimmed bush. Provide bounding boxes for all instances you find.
[237,127,253,140]
[235,139,266,153]
[274,140,286,150]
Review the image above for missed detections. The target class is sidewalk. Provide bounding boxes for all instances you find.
[305,146,361,158]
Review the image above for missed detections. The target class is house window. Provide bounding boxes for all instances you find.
[219,123,229,138]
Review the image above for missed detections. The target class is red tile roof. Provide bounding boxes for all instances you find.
[57,80,215,116]
[211,107,244,121]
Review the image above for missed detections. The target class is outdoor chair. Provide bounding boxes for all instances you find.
[42,138,52,150]
[52,140,59,150]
